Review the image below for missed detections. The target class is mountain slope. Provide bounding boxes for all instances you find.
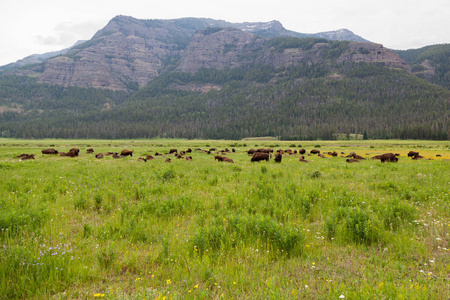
[3,16,374,91]
[396,44,450,89]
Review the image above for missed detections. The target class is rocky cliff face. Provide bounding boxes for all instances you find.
[8,15,408,91]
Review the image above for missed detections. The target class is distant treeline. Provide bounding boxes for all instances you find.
[0,62,448,140]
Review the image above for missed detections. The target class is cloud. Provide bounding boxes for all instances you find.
[35,20,105,46]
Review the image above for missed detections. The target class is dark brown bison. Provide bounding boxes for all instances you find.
[412,155,424,160]
[112,153,122,159]
[371,155,382,160]
[408,151,419,157]
[121,150,133,157]
[169,149,177,154]
[319,154,327,158]
[69,148,80,156]
[186,148,192,153]
[251,152,269,162]
[379,153,398,163]
[310,149,320,155]
[185,156,193,161]
[274,153,282,163]
[165,158,172,163]
[247,149,257,155]
[220,157,234,163]
[328,151,338,157]
[14,154,30,159]
[95,153,104,159]
[299,156,309,163]
[17,154,35,160]
[42,148,58,155]
[86,148,94,153]
[214,155,222,161]
[232,148,236,153]
[137,157,147,162]
[105,152,113,156]
[299,148,306,154]
[346,158,360,163]
[353,154,365,160]
[146,155,155,160]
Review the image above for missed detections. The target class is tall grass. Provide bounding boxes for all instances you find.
[0,139,448,299]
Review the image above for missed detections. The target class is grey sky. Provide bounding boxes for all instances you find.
[1,0,449,66]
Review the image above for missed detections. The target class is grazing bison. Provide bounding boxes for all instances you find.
[121,150,133,157]
[247,149,257,155]
[328,151,338,157]
[379,153,398,163]
[146,154,155,160]
[251,152,269,162]
[95,153,104,159]
[169,149,177,154]
[299,156,309,163]
[310,149,320,155]
[14,154,30,159]
[69,148,80,156]
[22,154,35,160]
[186,148,192,153]
[214,155,222,161]
[42,148,58,155]
[346,158,360,163]
[408,151,419,157]
[86,148,94,153]
[412,155,424,160]
[65,150,78,157]
[299,148,306,154]
[220,157,234,163]
[274,153,282,163]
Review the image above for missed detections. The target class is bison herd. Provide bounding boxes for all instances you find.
[12,146,440,166]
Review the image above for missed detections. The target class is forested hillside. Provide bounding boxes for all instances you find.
[396,44,450,89]
[1,61,448,140]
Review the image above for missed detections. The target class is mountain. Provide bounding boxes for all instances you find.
[396,44,450,89]
[0,16,448,140]
[0,40,86,72]
[2,16,371,91]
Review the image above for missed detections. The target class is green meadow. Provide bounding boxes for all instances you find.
[0,139,449,299]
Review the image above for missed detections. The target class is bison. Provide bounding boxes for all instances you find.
[412,155,424,160]
[379,153,398,163]
[146,154,155,160]
[299,148,306,154]
[121,150,133,157]
[112,153,122,159]
[185,156,193,161]
[42,148,58,155]
[346,158,360,163]
[65,150,78,157]
[299,156,309,163]
[247,149,257,155]
[165,158,172,163]
[274,153,282,163]
[310,149,320,155]
[14,154,30,159]
[220,157,234,163]
[86,148,94,153]
[95,153,104,159]
[137,157,147,162]
[169,149,177,154]
[251,152,269,162]
[408,151,419,157]
[69,148,80,156]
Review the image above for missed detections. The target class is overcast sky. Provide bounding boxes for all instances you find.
[1,0,449,66]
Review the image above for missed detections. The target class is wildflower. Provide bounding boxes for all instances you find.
[339,295,345,299]
[167,279,171,284]
[194,284,198,289]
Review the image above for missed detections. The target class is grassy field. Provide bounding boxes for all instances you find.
[0,139,449,299]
